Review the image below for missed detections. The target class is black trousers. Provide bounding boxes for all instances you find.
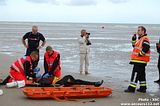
[157,55,160,79]
[128,63,147,91]
[131,63,146,83]
[26,48,39,67]
[56,75,95,86]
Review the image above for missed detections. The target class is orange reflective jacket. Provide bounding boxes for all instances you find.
[44,51,61,78]
[11,56,32,75]
[130,36,150,63]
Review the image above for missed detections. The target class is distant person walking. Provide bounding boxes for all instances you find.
[78,29,91,75]
[22,25,46,67]
[155,40,160,83]
[124,26,150,93]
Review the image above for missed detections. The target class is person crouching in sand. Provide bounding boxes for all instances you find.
[42,46,61,84]
[0,51,41,88]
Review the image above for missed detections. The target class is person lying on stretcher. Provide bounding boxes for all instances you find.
[37,75,104,87]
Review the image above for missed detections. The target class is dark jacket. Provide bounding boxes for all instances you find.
[24,61,35,78]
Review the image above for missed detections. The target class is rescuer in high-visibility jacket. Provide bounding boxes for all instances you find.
[42,46,61,84]
[124,26,150,93]
[0,51,41,88]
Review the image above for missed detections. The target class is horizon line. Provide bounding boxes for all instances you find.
[0,20,159,25]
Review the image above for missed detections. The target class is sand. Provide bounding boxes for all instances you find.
[0,53,160,106]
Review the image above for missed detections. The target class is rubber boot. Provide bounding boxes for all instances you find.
[137,88,146,93]
[124,83,136,93]
[137,82,147,93]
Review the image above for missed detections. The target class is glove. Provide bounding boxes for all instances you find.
[35,73,41,78]
[43,73,50,78]
[33,67,40,73]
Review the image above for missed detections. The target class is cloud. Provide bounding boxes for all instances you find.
[26,0,97,6]
[27,0,58,4]
[108,0,131,4]
[66,0,98,6]
[26,0,131,6]
[0,0,6,5]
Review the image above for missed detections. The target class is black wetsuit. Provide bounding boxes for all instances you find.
[56,75,96,86]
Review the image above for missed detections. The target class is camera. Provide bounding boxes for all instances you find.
[86,33,90,35]
[86,32,91,45]
[86,32,90,39]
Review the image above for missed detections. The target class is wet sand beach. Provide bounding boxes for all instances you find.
[0,53,160,106]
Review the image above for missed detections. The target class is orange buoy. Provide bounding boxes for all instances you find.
[22,86,112,101]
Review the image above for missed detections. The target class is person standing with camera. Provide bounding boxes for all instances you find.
[78,29,91,75]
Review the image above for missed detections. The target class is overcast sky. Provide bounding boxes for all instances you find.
[0,0,159,24]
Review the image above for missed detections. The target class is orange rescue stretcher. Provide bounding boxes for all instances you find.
[22,86,112,101]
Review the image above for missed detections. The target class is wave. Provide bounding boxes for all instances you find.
[151,26,160,30]
[114,25,129,28]
[46,37,129,40]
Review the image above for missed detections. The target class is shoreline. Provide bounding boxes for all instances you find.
[0,21,160,25]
